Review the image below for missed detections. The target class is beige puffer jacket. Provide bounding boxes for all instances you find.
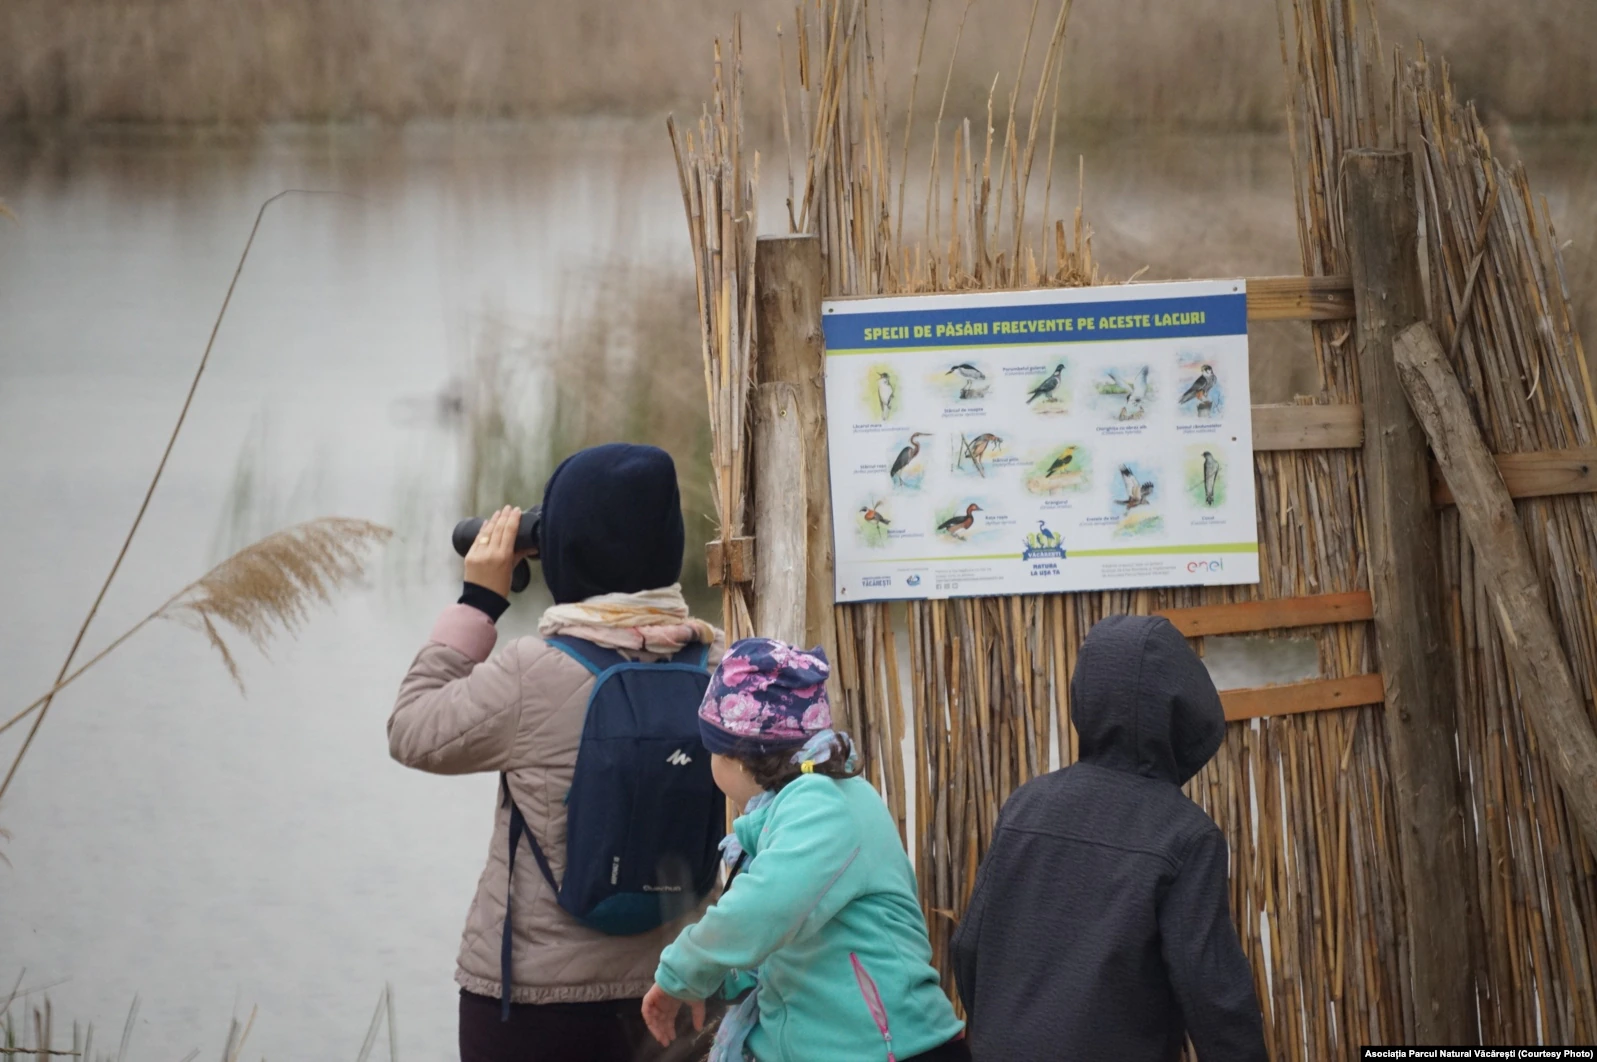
[389,603,717,1004]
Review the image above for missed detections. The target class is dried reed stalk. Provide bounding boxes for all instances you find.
[1401,49,1597,1044]
[668,18,760,639]
[0,189,350,807]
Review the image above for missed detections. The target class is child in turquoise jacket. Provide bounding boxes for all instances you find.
[641,638,966,1062]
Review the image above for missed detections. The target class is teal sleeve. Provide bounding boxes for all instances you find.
[721,970,758,998]
[655,779,864,1001]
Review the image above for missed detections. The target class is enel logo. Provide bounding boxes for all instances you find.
[1187,559,1225,573]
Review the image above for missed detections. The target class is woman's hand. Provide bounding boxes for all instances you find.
[463,506,526,599]
[641,982,705,1047]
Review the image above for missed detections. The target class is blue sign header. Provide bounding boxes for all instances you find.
[823,292,1247,354]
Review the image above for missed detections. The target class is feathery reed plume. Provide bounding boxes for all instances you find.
[1,519,392,736]
[0,200,14,223]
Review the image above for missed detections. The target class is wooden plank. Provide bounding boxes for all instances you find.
[1245,275,1356,321]
[1396,322,1597,850]
[752,383,807,645]
[754,235,839,669]
[1251,403,1364,451]
[1345,149,1476,1044]
[1432,446,1597,505]
[704,537,755,587]
[1221,674,1386,721]
[1158,591,1374,637]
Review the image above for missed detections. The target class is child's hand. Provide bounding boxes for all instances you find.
[641,982,705,1047]
[463,506,524,599]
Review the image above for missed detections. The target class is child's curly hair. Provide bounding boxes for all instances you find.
[738,733,864,794]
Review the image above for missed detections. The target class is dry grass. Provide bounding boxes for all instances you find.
[1,0,1593,128]
[460,261,717,615]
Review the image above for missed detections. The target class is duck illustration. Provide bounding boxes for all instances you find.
[937,503,983,537]
[860,502,891,526]
[890,432,931,484]
[876,372,895,419]
[1045,446,1078,477]
[1179,364,1217,407]
[1202,451,1220,506]
[1026,364,1065,404]
[1115,465,1155,510]
[963,433,1003,477]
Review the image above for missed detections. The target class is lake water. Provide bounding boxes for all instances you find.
[0,118,1590,1059]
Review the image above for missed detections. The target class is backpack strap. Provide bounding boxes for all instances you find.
[498,773,562,1022]
[670,641,712,669]
[544,635,628,674]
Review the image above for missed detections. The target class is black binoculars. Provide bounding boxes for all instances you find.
[451,506,542,593]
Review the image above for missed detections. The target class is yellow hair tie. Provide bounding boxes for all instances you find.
[800,760,816,774]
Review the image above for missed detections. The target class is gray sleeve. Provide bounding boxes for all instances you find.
[1158,827,1269,1062]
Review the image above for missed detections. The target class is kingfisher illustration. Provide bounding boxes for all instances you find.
[1026,364,1065,404]
[889,432,931,484]
[1045,446,1078,477]
[1202,451,1220,506]
[1115,465,1155,510]
[937,503,983,537]
[1179,364,1217,407]
[963,433,1003,477]
[876,372,896,419]
[860,502,891,526]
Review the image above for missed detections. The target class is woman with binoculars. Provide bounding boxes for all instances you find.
[388,443,725,1062]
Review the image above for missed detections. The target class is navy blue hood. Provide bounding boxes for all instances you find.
[538,443,686,605]
[1070,614,1225,786]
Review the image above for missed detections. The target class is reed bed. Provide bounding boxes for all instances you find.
[678,0,1596,1056]
[1401,51,1597,1043]
[669,25,761,639]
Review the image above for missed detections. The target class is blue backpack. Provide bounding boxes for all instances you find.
[498,635,723,1016]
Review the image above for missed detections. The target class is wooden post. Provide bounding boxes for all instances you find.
[1394,321,1597,850]
[753,382,808,646]
[1344,149,1478,1044]
[754,235,838,667]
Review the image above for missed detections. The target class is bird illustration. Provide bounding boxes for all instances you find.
[945,363,986,381]
[964,433,1003,476]
[876,372,895,419]
[937,503,983,537]
[1202,451,1220,506]
[1115,465,1155,510]
[890,432,931,484]
[860,502,891,526]
[1107,366,1150,420]
[1026,364,1065,404]
[1045,446,1078,477]
[1179,364,1217,407]
[1026,520,1061,550]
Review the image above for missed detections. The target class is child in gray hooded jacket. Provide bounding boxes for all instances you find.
[952,614,1268,1062]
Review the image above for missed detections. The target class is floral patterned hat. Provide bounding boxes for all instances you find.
[698,637,833,755]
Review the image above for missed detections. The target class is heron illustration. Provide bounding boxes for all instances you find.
[961,433,1003,477]
[890,432,931,485]
[1026,521,1062,550]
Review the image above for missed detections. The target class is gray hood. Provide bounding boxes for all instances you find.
[1070,614,1225,785]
